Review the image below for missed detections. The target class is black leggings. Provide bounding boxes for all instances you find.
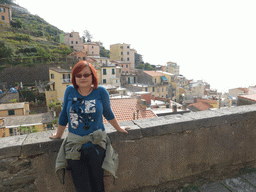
[69,145,106,192]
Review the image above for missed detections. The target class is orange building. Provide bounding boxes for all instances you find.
[0,4,11,26]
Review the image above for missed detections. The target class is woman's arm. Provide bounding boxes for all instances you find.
[50,124,66,139]
[50,86,70,139]
[108,118,130,134]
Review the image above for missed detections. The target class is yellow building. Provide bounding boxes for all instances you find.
[110,43,135,70]
[101,64,120,87]
[0,113,53,138]
[46,67,72,107]
[166,62,179,75]
[0,102,30,117]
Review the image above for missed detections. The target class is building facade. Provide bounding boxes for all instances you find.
[110,43,135,70]
[166,62,179,75]
[83,41,100,56]
[63,31,83,51]
[0,4,11,26]
[101,64,120,87]
[46,67,72,105]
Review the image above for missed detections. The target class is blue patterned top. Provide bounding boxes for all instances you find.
[58,85,115,148]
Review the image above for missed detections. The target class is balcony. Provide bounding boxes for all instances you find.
[1,104,256,191]
[62,78,71,84]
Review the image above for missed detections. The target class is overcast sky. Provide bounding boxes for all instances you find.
[15,0,256,93]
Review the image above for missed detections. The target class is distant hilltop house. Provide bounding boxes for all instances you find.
[61,31,100,57]
[166,62,179,75]
[11,4,29,14]
[110,43,136,70]
[0,3,12,26]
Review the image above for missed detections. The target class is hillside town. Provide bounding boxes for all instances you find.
[1,3,256,138]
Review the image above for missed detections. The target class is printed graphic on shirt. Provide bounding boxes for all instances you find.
[69,97,96,130]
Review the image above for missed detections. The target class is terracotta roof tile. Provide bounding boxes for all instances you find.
[197,99,217,104]
[143,71,163,77]
[238,94,256,102]
[103,98,157,123]
[187,102,213,111]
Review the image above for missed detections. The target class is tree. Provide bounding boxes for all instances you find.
[0,41,13,62]
[82,29,93,42]
[0,0,13,4]
[100,46,110,58]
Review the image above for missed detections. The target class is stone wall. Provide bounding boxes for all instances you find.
[1,104,256,191]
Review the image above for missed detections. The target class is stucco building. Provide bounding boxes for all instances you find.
[166,62,179,75]
[110,43,135,70]
[0,4,11,26]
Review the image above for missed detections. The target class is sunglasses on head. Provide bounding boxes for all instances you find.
[75,73,92,78]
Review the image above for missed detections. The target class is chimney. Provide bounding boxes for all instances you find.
[193,97,197,103]
[141,99,147,109]
[137,95,141,103]
[172,104,177,113]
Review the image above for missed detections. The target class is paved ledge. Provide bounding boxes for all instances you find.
[1,104,256,159]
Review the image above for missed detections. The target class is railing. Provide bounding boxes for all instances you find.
[62,79,71,83]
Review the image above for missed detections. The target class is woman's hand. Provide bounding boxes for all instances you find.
[49,132,61,139]
[117,126,130,134]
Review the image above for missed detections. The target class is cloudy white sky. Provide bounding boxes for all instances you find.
[15,0,256,93]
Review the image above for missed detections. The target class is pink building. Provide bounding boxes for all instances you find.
[83,42,100,56]
[112,61,131,74]
[63,31,83,51]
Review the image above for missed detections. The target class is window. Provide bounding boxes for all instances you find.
[153,87,155,92]
[155,78,156,83]
[157,88,159,93]
[0,8,5,12]
[127,52,129,55]
[8,110,15,116]
[71,41,73,44]
[112,69,115,75]
[121,58,123,61]
[103,69,107,75]
[92,46,94,48]
[134,77,136,83]
[71,46,73,49]
[2,16,5,20]
[51,74,54,79]
[145,88,148,92]
[126,65,128,68]
[162,88,164,92]
[78,57,81,60]
[166,87,168,91]
[92,51,94,54]
[83,57,86,60]
[69,34,73,37]
[76,41,78,44]
[127,57,130,61]
[120,46,123,49]
[103,79,106,84]
[127,46,129,48]
[121,52,123,55]
[122,65,123,68]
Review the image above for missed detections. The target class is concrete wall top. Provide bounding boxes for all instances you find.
[1,104,256,159]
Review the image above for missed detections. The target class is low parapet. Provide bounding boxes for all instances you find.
[1,104,256,191]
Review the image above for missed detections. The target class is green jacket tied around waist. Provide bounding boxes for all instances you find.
[55,129,119,184]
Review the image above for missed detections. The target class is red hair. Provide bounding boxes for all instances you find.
[71,60,98,89]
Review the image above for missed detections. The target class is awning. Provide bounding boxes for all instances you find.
[48,81,55,85]
[161,76,168,81]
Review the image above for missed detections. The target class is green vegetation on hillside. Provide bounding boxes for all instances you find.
[0,2,73,66]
